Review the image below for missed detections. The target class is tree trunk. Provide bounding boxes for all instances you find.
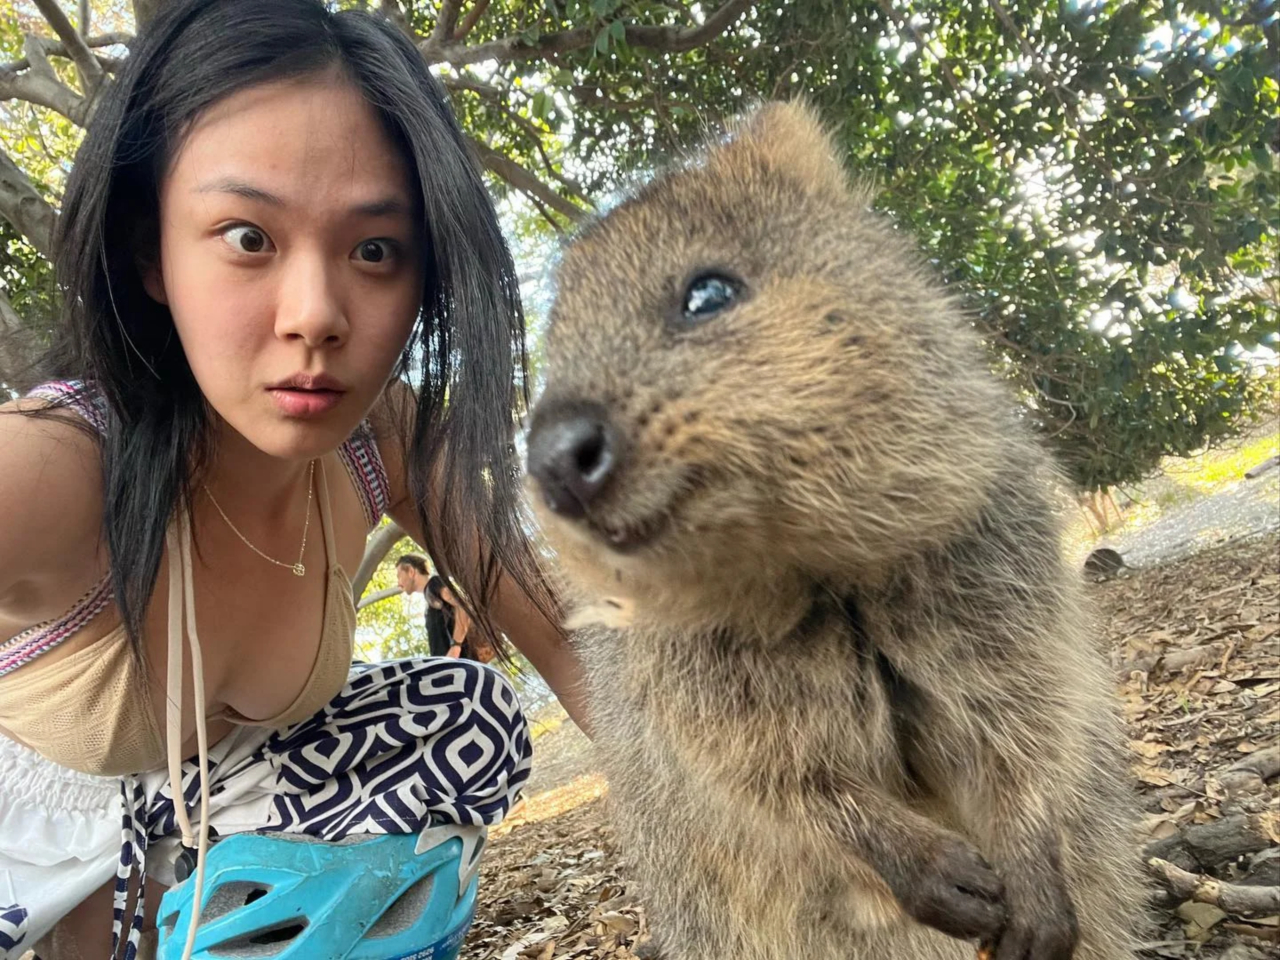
[0,151,57,259]
[352,521,407,599]
[132,0,169,29]
[0,290,37,388]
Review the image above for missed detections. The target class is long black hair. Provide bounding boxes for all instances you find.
[19,0,551,656]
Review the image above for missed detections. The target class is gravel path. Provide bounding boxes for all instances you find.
[1099,471,1279,569]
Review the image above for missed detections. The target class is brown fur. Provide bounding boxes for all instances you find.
[527,102,1147,960]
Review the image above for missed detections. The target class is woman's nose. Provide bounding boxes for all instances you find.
[274,253,350,348]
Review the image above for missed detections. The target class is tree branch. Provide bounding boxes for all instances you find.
[619,0,754,51]
[431,0,465,47]
[1,36,91,124]
[0,68,84,123]
[571,82,687,118]
[353,521,407,599]
[0,148,58,259]
[1148,858,1280,916]
[490,102,592,203]
[440,73,591,201]
[1143,813,1277,875]
[467,136,586,223]
[523,189,568,237]
[378,0,415,40]
[32,0,105,92]
[422,0,752,67]
[440,73,506,100]
[454,0,492,41]
[356,585,403,611]
[0,289,38,389]
[1,33,133,75]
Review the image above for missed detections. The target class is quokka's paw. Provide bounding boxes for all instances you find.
[891,834,1007,943]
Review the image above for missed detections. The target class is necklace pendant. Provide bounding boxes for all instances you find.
[292,563,306,577]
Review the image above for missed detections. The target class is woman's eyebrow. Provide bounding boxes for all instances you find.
[195,177,408,218]
[352,197,410,218]
[195,176,284,206]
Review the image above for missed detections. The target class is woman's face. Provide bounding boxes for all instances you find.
[146,74,423,460]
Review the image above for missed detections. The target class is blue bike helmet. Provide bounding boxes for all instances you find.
[156,824,486,960]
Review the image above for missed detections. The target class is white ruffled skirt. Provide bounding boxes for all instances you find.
[0,657,531,957]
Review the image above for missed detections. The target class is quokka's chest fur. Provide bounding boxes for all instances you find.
[586,597,928,810]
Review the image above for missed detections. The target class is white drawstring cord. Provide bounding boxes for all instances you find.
[166,514,212,960]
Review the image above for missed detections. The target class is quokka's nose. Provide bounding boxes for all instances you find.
[527,401,621,518]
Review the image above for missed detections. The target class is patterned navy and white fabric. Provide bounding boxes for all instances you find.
[0,905,27,956]
[3,656,531,959]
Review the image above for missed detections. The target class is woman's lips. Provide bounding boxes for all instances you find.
[268,388,344,417]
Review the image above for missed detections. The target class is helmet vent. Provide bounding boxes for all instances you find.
[202,882,275,923]
[209,919,308,957]
[366,875,435,939]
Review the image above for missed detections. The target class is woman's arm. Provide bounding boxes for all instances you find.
[441,589,468,658]
[371,387,593,734]
[447,594,471,644]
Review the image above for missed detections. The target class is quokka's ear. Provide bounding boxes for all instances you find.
[713,99,856,201]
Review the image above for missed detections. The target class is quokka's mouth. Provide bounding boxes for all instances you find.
[587,509,672,554]
[583,467,711,555]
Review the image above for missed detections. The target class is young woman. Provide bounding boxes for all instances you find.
[0,1,586,957]
[428,575,477,660]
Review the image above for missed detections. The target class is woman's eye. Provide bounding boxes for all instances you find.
[354,239,395,264]
[221,225,272,255]
[680,272,745,325]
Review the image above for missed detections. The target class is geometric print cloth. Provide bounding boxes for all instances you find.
[0,907,25,958]
[3,656,531,959]
[150,657,532,838]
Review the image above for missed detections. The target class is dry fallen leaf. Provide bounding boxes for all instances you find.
[1177,901,1228,941]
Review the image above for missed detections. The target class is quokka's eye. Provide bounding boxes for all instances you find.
[679,272,745,326]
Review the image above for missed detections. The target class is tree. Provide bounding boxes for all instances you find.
[493,0,1280,492]
[2,0,1276,498]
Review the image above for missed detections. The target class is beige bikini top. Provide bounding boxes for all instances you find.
[0,462,357,778]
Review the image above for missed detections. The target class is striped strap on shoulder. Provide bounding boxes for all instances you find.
[338,421,391,528]
[0,575,113,678]
[25,379,110,435]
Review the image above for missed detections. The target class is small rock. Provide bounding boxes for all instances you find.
[1084,547,1127,579]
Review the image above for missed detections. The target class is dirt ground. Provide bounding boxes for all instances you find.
[464,532,1280,960]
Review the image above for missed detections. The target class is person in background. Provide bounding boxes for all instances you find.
[395,555,452,658]
[427,575,476,661]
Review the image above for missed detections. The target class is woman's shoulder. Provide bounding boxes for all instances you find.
[363,381,417,514]
[0,388,105,499]
[0,391,106,629]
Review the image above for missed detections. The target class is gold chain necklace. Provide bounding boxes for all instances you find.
[204,460,315,577]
